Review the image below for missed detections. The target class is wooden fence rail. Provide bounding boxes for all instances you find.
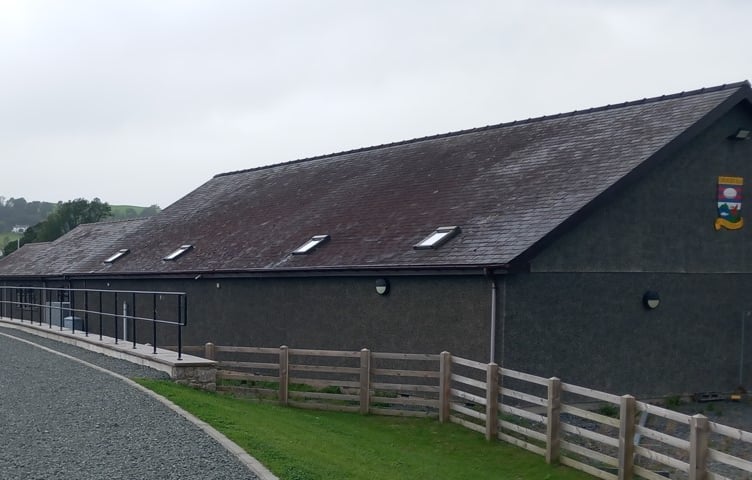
[185,343,752,480]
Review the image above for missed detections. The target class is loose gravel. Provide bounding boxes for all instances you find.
[0,328,170,380]
[0,330,260,480]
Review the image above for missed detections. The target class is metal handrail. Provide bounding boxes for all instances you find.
[0,285,188,359]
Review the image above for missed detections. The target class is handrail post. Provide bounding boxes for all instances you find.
[689,414,709,480]
[36,288,41,326]
[70,288,76,333]
[485,362,499,441]
[56,289,65,331]
[618,395,636,480]
[84,290,89,337]
[131,292,137,349]
[439,351,451,423]
[176,294,183,360]
[152,293,157,354]
[98,291,103,341]
[279,345,289,406]
[114,292,118,343]
[545,377,561,464]
[359,348,371,415]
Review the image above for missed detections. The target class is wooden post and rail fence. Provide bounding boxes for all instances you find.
[179,343,752,480]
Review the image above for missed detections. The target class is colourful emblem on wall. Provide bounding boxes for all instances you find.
[715,176,744,231]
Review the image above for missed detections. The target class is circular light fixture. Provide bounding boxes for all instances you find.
[375,278,390,295]
[642,290,660,309]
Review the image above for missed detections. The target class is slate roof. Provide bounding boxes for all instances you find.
[2,81,751,278]
[0,242,52,276]
[0,218,148,276]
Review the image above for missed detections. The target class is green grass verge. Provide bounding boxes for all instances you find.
[136,379,592,480]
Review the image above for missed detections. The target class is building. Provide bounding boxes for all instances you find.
[1,81,752,396]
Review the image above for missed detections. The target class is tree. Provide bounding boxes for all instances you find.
[139,204,161,217]
[2,198,111,255]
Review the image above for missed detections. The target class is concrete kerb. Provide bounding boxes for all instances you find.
[0,317,217,390]
[0,327,279,480]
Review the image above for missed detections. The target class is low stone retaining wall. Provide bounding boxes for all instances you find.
[0,317,217,390]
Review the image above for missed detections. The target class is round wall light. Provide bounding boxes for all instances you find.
[375,278,390,295]
[642,290,660,309]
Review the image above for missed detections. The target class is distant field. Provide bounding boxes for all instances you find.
[110,205,147,217]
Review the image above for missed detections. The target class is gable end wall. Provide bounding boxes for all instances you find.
[500,104,752,395]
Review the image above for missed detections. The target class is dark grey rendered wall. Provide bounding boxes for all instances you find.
[82,275,492,360]
[504,103,752,396]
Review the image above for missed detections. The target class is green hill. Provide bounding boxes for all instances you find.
[0,198,160,255]
[110,204,161,219]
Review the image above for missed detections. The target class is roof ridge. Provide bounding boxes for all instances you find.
[90,217,150,226]
[214,80,750,179]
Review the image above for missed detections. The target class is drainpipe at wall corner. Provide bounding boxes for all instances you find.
[485,268,497,364]
[741,311,750,388]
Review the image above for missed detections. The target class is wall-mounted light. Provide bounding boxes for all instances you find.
[642,290,660,310]
[375,278,390,295]
[729,128,750,140]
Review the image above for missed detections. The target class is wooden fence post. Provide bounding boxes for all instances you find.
[359,348,371,415]
[618,395,636,480]
[546,377,561,464]
[439,351,451,423]
[485,362,499,441]
[279,345,289,406]
[204,342,216,360]
[497,366,504,437]
[689,414,709,480]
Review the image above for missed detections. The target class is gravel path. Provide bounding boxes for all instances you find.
[0,330,260,480]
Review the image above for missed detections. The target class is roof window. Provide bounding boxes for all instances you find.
[164,244,193,261]
[414,226,461,249]
[104,249,129,264]
[293,235,330,255]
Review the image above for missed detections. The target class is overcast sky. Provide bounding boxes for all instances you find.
[1,1,750,208]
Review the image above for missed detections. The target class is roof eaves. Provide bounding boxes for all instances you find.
[55,262,512,280]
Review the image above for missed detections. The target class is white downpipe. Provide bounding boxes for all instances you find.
[489,276,497,363]
[741,311,749,387]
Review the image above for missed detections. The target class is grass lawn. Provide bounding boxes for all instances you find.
[137,379,593,480]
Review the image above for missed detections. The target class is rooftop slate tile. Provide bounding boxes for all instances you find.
[1,82,750,277]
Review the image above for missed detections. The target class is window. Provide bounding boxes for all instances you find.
[414,226,461,249]
[16,289,35,310]
[292,235,329,254]
[164,244,193,261]
[104,248,130,264]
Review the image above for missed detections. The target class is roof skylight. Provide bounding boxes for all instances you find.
[293,235,330,255]
[414,226,461,250]
[164,244,193,261]
[104,248,129,264]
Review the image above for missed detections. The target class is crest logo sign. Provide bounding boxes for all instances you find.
[715,176,744,231]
